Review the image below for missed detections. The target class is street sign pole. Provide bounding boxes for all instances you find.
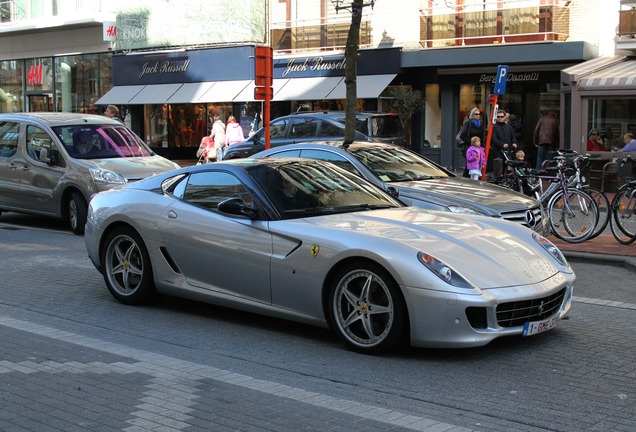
[482,65,509,180]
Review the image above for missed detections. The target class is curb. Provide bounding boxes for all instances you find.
[563,251,636,272]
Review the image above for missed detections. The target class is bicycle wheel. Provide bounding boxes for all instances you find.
[582,186,610,239]
[612,186,636,240]
[610,210,636,244]
[548,189,598,243]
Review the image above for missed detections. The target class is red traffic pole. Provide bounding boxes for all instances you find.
[481,94,498,181]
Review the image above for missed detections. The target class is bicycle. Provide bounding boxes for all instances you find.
[497,150,599,243]
[609,155,636,245]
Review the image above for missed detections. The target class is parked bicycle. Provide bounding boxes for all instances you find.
[495,150,599,243]
[609,155,636,245]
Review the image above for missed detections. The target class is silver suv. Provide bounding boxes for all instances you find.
[0,113,179,234]
[224,111,407,159]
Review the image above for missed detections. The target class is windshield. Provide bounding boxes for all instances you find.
[52,124,153,159]
[350,146,451,182]
[248,161,403,218]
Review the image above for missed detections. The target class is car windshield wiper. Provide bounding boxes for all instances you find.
[333,204,396,212]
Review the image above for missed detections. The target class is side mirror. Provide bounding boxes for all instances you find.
[38,148,51,164]
[218,197,258,218]
[386,186,400,198]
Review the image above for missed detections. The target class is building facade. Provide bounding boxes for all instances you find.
[0,0,629,166]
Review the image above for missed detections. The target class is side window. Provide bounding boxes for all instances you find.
[318,121,344,138]
[270,119,289,139]
[289,118,318,139]
[26,125,53,162]
[181,171,253,213]
[0,121,19,158]
[299,149,360,174]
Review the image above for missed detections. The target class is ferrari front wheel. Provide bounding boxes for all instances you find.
[101,227,156,305]
[329,262,407,354]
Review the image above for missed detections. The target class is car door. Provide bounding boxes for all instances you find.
[18,124,67,215]
[158,170,273,304]
[0,121,22,209]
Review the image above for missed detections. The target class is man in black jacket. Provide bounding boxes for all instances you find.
[491,109,518,160]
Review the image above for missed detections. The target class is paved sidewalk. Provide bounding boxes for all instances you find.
[550,232,636,271]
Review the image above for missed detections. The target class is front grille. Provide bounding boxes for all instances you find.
[496,288,566,328]
[501,206,543,229]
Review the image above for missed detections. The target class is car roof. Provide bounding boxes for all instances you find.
[288,111,398,118]
[0,112,122,127]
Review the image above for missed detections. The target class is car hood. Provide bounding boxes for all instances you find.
[303,207,561,289]
[81,156,178,181]
[392,177,537,214]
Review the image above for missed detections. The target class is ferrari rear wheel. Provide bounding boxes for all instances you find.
[102,227,156,305]
[330,262,407,354]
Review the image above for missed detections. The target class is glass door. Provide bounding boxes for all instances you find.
[28,94,53,112]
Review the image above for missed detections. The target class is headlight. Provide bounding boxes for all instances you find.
[417,252,473,288]
[89,168,126,185]
[447,205,481,215]
[532,233,568,267]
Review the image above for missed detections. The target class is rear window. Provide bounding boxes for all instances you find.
[53,124,153,159]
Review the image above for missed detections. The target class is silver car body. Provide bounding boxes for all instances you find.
[0,113,179,233]
[85,158,574,351]
[252,141,549,235]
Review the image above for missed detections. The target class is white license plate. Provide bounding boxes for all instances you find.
[522,316,560,336]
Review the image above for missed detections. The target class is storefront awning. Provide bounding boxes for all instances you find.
[561,56,636,90]
[197,80,253,103]
[272,74,395,101]
[328,74,396,99]
[95,85,145,105]
[127,84,183,104]
[273,77,344,101]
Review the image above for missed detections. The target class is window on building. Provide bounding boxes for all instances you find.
[587,98,636,151]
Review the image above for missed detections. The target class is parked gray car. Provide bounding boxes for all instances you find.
[224,111,407,159]
[252,141,548,234]
[0,113,179,234]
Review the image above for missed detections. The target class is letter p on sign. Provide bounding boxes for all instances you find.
[494,65,509,95]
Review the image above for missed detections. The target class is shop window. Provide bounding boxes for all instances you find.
[587,98,636,151]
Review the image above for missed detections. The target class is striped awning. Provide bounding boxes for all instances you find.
[562,56,636,90]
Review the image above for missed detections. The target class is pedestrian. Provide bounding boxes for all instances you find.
[508,113,524,148]
[103,105,122,122]
[466,136,486,181]
[210,115,226,161]
[587,129,605,151]
[225,115,245,149]
[533,108,559,170]
[617,132,636,152]
[456,107,484,177]
[515,149,526,161]
[491,109,518,159]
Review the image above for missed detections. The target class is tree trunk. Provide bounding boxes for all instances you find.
[344,0,363,145]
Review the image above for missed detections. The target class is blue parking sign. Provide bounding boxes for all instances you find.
[494,65,509,95]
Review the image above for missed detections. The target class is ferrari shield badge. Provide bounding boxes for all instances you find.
[310,245,320,258]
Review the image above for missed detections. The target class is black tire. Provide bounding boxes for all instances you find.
[67,191,87,235]
[610,211,636,244]
[611,187,636,240]
[582,186,610,240]
[548,189,598,243]
[101,227,157,305]
[329,262,407,354]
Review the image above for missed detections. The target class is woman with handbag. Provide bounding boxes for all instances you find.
[456,107,484,177]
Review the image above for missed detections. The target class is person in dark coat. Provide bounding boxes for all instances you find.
[533,109,559,170]
[456,107,485,177]
[491,109,518,159]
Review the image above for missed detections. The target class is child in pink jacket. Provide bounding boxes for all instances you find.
[224,115,245,148]
[466,136,486,180]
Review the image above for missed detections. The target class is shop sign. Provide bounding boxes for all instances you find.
[138,60,191,79]
[281,57,347,78]
[103,21,116,42]
[479,72,540,83]
[27,64,43,86]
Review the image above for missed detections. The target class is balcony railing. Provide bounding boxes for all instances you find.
[270,21,372,54]
[419,1,570,47]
